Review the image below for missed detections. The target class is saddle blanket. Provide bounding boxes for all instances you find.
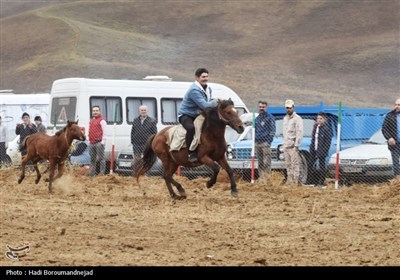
[168,114,205,151]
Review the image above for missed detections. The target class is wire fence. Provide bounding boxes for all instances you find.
[3,108,396,187]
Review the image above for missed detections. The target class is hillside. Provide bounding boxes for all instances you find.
[0,0,399,108]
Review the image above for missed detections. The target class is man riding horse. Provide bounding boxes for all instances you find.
[178,68,220,163]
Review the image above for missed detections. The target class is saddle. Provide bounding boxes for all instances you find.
[168,114,205,152]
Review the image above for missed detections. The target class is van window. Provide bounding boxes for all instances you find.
[90,97,122,124]
[236,107,247,117]
[126,98,157,123]
[161,98,182,125]
[51,97,77,125]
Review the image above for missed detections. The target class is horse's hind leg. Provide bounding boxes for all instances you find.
[170,177,186,199]
[33,162,41,184]
[18,156,28,184]
[164,162,186,200]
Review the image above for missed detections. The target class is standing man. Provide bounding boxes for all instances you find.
[88,105,107,176]
[382,98,400,177]
[283,100,303,185]
[255,101,276,180]
[178,68,219,162]
[309,112,332,187]
[15,112,37,156]
[34,116,47,134]
[130,105,157,162]
[0,116,8,167]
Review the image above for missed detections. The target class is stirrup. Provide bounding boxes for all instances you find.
[188,152,198,163]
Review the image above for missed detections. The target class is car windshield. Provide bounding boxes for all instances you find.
[364,130,386,144]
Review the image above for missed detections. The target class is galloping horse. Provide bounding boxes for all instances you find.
[18,120,85,193]
[135,99,244,199]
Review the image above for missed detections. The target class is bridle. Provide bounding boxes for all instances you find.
[217,104,234,126]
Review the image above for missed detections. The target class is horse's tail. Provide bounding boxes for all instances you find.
[19,135,31,151]
[135,134,157,181]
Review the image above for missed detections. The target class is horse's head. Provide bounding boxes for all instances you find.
[217,99,244,134]
[67,120,86,141]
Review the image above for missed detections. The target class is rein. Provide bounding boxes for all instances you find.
[217,105,231,125]
[64,128,73,149]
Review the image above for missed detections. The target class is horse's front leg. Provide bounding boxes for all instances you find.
[53,161,65,181]
[47,160,56,193]
[217,157,238,198]
[200,156,220,189]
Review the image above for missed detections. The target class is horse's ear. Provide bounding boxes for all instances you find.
[76,119,79,124]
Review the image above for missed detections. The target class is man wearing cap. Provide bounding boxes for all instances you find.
[15,112,37,156]
[283,100,303,185]
[34,116,47,134]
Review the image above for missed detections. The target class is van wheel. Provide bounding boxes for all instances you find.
[299,152,311,184]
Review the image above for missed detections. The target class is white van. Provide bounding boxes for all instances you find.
[0,92,50,164]
[48,77,248,166]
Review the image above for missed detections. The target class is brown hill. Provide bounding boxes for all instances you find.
[1,0,399,108]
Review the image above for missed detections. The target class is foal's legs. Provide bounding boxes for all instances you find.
[17,156,28,184]
[33,161,42,184]
[47,160,57,193]
[53,161,65,181]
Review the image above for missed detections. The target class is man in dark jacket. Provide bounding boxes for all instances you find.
[309,112,332,187]
[382,99,400,177]
[16,112,37,156]
[255,101,276,180]
[130,105,157,162]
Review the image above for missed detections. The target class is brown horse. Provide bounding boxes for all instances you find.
[135,99,244,199]
[18,120,86,192]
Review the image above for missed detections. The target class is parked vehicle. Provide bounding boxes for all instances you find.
[5,135,20,165]
[48,77,248,172]
[1,92,50,165]
[69,140,90,166]
[327,130,393,184]
[226,103,388,183]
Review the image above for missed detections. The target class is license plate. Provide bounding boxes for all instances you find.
[342,166,362,173]
[119,161,132,168]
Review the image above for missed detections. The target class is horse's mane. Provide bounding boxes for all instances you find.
[55,121,78,136]
[202,99,234,130]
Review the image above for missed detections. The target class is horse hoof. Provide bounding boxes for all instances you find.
[179,192,187,199]
[231,191,238,198]
[17,179,22,184]
[206,182,214,189]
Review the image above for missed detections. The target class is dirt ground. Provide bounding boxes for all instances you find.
[1,165,399,266]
